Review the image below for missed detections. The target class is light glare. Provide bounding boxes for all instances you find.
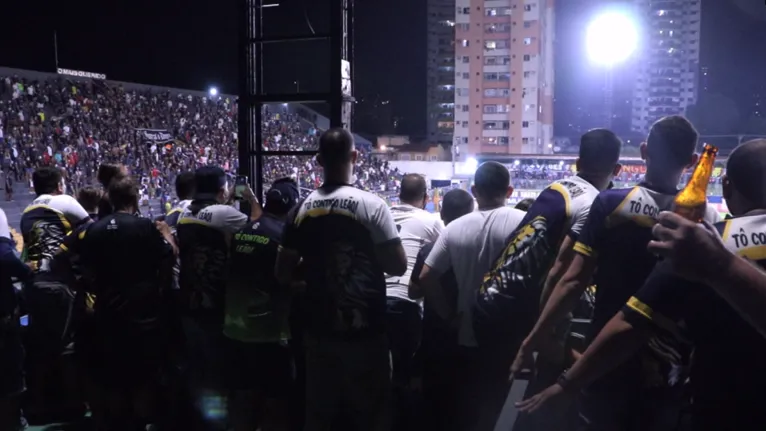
[586,12,638,66]
[209,87,219,96]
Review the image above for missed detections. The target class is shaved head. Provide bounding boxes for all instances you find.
[727,139,766,206]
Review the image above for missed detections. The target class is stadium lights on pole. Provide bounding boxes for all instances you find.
[465,157,478,175]
[585,11,638,67]
[586,10,638,129]
[209,87,219,97]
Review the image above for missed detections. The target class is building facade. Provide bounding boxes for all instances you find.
[452,0,554,156]
[631,0,701,133]
[427,0,458,146]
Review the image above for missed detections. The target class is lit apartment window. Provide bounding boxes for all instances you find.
[486,7,511,16]
[485,23,510,33]
[484,40,508,50]
[523,37,533,45]
[484,88,510,97]
[461,40,469,47]
[483,121,510,130]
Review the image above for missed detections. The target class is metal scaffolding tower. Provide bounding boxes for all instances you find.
[237,0,354,199]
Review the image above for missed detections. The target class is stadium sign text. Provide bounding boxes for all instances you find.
[57,68,107,80]
[136,129,174,143]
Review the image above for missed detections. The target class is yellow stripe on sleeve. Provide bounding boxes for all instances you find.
[626,296,680,337]
[573,241,593,257]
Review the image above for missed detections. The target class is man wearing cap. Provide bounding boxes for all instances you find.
[176,166,260,429]
[223,177,300,431]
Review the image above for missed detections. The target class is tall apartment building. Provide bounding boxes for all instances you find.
[427,0,458,145]
[453,0,554,156]
[632,0,701,133]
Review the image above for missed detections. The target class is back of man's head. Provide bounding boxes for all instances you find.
[175,171,196,200]
[108,177,139,212]
[77,185,102,214]
[265,177,300,216]
[399,174,427,205]
[646,115,698,169]
[441,189,474,225]
[726,139,766,207]
[33,166,62,196]
[97,163,127,188]
[473,161,511,201]
[193,166,227,201]
[578,129,622,174]
[318,128,355,169]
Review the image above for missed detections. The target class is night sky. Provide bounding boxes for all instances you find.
[0,0,764,137]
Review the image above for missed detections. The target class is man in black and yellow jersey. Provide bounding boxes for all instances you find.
[517,139,766,431]
[20,166,91,417]
[518,116,720,430]
[177,166,260,429]
[224,178,300,431]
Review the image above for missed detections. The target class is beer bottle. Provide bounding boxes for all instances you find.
[672,144,718,222]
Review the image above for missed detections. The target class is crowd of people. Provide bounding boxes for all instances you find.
[0,73,402,207]
[2,74,766,431]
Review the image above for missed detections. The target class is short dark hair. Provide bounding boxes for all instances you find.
[647,116,699,169]
[473,161,510,200]
[175,171,195,200]
[108,177,139,212]
[579,129,622,173]
[727,139,766,206]
[265,177,300,215]
[514,198,535,212]
[77,185,103,213]
[193,166,227,200]
[441,189,474,225]
[33,166,62,195]
[318,128,355,166]
[399,174,427,203]
[97,163,126,188]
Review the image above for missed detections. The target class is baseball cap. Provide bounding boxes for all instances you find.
[265,179,300,213]
[193,166,227,200]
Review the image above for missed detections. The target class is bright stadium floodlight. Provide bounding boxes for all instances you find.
[586,11,638,66]
[209,87,219,97]
[465,157,478,175]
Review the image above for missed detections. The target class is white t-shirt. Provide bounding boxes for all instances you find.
[0,208,10,239]
[385,204,443,301]
[425,206,526,347]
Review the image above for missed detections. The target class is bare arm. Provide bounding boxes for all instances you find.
[376,241,407,276]
[540,235,577,308]
[523,253,596,349]
[560,311,650,392]
[709,254,766,339]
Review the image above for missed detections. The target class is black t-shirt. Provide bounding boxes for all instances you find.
[623,214,766,430]
[225,214,289,342]
[78,212,173,333]
[282,185,400,338]
[411,242,459,350]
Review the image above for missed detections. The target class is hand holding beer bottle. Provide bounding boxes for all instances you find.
[672,144,718,222]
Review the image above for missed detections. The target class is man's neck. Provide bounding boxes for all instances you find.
[477,199,505,211]
[576,173,609,191]
[323,174,350,185]
[643,171,681,192]
[399,200,423,209]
